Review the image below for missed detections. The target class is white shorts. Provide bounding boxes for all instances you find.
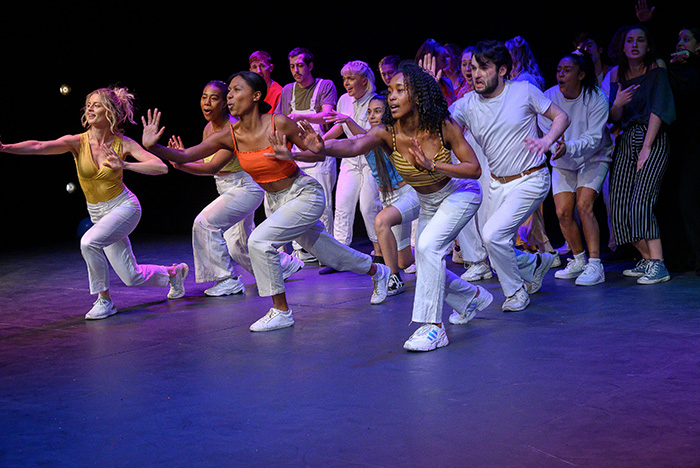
[552,161,610,195]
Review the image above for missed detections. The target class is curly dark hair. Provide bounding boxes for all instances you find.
[382,60,449,135]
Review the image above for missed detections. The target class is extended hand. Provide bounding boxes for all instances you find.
[297,120,324,153]
[408,138,432,171]
[141,109,166,149]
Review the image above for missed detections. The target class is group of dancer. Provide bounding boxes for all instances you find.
[1,3,698,352]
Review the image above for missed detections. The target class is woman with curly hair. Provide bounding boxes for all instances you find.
[269,60,486,352]
[0,86,189,320]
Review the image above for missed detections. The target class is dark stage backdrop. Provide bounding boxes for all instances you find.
[0,1,685,251]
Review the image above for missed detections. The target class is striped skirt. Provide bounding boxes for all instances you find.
[609,124,670,245]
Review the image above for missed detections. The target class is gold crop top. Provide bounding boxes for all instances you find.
[202,152,243,173]
[388,126,450,187]
[74,132,126,204]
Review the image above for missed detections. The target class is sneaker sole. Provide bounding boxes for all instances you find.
[449,287,493,325]
[636,275,671,285]
[502,295,530,312]
[250,319,294,332]
[85,306,117,320]
[204,283,246,297]
[403,335,449,352]
[575,277,605,286]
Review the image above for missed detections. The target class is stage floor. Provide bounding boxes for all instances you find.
[1,235,699,467]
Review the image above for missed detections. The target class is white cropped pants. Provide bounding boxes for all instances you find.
[412,178,482,324]
[81,189,170,295]
[248,173,372,297]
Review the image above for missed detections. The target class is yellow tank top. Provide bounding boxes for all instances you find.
[388,126,450,187]
[202,153,243,173]
[74,132,126,203]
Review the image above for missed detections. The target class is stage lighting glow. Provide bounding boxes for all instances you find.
[59,84,72,96]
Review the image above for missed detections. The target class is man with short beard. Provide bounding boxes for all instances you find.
[449,40,570,312]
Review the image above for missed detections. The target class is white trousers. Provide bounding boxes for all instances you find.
[295,157,337,234]
[333,156,382,245]
[248,173,372,297]
[412,178,482,324]
[456,132,491,263]
[192,171,263,282]
[81,189,170,295]
[482,169,551,297]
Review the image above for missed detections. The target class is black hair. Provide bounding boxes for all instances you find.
[561,50,598,98]
[472,40,513,80]
[382,60,449,135]
[367,93,395,194]
[228,70,271,114]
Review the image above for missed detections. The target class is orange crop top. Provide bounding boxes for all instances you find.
[230,115,298,184]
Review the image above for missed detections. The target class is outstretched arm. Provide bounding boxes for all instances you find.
[0,134,79,156]
[141,108,230,164]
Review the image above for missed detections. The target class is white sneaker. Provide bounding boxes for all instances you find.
[282,254,305,280]
[85,296,117,320]
[460,260,493,281]
[371,264,391,304]
[449,285,493,325]
[575,261,605,286]
[502,286,530,312]
[554,257,586,279]
[167,263,189,299]
[549,251,561,268]
[293,248,317,264]
[249,308,294,332]
[403,263,416,274]
[403,324,449,351]
[205,276,245,296]
[527,252,554,294]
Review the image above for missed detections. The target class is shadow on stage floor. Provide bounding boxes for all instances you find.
[1,235,699,467]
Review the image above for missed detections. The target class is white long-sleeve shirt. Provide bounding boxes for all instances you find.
[539,86,613,171]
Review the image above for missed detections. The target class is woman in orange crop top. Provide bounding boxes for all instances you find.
[270,61,490,352]
[0,86,188,321]
[142,71,390,333]
[163,80,303,297]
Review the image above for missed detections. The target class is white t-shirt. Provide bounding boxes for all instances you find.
[539,86,613,171]
[449,80,552,177]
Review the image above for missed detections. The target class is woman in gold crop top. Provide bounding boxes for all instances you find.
[0,86,188,320]
[270,61,491,352]
[143,71,390,334]
[163,80,303,297]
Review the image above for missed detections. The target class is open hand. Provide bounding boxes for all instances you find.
[141,109,166,149]
[297,120,324,153]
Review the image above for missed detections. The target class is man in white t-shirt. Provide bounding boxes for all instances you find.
[450,40,570,311]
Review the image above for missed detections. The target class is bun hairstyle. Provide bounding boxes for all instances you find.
[82,86,136,134]
[566,49,598,98]
[228,71,272,114]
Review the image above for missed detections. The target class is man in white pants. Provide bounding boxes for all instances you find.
[450,40,570,311]
[276,47,338,262]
